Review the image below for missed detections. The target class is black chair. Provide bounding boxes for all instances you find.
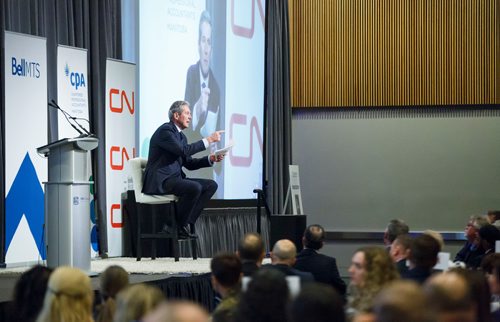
[129,158,197,261]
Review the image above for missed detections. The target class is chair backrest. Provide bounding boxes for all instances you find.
[129,157,148,203]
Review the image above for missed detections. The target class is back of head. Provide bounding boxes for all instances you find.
[424,271,476,322]
[385,219,409,244]
[238,233,265,263]
[211,252,242,288]
[478,224,500,246]
[114,284,165,322]
[272,239,297,264]
[170,301,208,322]
[423,230,444,251]
[100,265,129,300]
[37,266,93,322]
[11,265,53,322]
[303,224,325,250]
[235,268,289,322]
[409,234,440,269]
[289,283,345,322]
[373,281,433,322]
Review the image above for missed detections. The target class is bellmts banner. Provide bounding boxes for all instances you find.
[56,45,98,257]
[4,31,48,265]
[105,59,136,256]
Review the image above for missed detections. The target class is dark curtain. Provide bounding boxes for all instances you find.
[264,0,292,214]
[0,0,122,260]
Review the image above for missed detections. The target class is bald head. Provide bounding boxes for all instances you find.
[271,239,297,266]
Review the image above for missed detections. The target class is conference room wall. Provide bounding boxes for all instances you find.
[291,111,500,275]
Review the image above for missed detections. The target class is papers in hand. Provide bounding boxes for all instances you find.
[214,141,234,156]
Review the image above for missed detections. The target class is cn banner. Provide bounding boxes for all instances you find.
[56,45,98,257]
[105,59,136,256]
[4,31,47,265]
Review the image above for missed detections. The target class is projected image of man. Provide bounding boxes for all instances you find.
[142,100,224,239]
[184,10,221,140]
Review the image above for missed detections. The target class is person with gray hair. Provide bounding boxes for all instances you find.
[383,219,410,247]
[264,239,314,284]
[454,215,489,267]
[142,100,224,239]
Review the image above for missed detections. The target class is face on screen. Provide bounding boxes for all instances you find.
[198,21,212,76]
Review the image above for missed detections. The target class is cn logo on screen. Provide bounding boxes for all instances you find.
[231,0,265,38]
[109,88,135,114]
[11,57,40,78]
[229,113,263,167]
[64,63,86,90]
[109,146,136,171]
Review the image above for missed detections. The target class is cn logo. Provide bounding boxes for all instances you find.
[229,113,263,167]
[109,88,135,114]
[231,0,265,38]
[110,204,123,228]
[110,146,136,170]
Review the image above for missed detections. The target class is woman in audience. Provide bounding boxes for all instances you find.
[347,247,399,319]
[233,268,290,322]
[481,253,500,319]
[113,283,164,322]
[9,265,53,322]
[95,265,129,322]
[36,266,94,322]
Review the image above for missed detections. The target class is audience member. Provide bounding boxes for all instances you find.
[170,301,209,322]
[266,239,314,284]
[288,283,345,322]
[469,224,500,269]
[9,265,53,322]
[389,234,411,275]
[383,219,409,248]
[424,271,477,322]
[423,230,444,251]
[481,253,500,319]
[487,210,500,228]
[233,268,289,322]
[372,280,434,322]
[402,234,440,284]
[210,253,242,322]
[36,266,94,322]
[454,215,488,267]
[293,224,346,296]
[237,232,266,276]
[95,265,129,322]
[113,284,164,322]
[347,246,399,318]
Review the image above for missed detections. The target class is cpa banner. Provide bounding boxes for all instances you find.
[105,59,136,256]
[4,31,47,265]
[56,45,98,257]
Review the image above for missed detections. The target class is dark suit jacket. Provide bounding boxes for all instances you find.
[262,263,314,285]
[401,267,433,285]
[241,261,260,277]
[184,61,221,136]
[142,121,210,194]
[294,248,347,296]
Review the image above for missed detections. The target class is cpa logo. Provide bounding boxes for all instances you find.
[11,57,40,78]
[64,63,86,90]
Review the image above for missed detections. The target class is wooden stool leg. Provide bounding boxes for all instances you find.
[190,223,198,260]
[151,205,157,260]
[171,202,180,262]
[136,204,142,261]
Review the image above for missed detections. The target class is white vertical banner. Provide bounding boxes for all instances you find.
[4,31,47,265]
[56,45,89,137]
[105,59,136,256]
[56,46,98,257]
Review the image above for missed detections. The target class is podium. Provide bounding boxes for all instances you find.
[37,137,98,271]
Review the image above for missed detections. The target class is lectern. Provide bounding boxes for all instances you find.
[37,137,98,271]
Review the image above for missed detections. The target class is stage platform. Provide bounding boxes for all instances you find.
[0,257,216,322]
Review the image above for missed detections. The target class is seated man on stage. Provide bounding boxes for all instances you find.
[142,100,224,239]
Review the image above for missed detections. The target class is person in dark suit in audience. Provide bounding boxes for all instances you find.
[454,215,488,267]
[293,224,346,296]
[142,100,224,239]
[265,239,314,284]
[402,234,440,284]
[237,232,266,276]
[390,234,412,275]
[468,224,500,269]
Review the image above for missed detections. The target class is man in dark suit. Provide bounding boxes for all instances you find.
[142,100,224,239]
[264,239,314,285]
[293,224,346,296]
[237,233,266,277]
[184,10,221,140]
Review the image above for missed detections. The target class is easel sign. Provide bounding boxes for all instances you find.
[283,165,304,215]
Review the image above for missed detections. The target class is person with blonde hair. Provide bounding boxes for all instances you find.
[36,266,94,322]
[347,247,399,317]
[113,283,164,322]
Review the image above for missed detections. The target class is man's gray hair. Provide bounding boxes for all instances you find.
[168,100,189,120]
[386,219,410,243]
